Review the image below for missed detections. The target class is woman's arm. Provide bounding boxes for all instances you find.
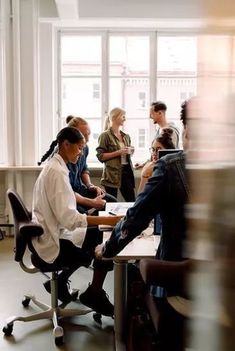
[87,215,123,226]
[138,161,155,193]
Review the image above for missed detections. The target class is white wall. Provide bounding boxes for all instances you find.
[0,0,202,217]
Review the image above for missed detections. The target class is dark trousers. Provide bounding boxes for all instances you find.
[105,165,136,202]
[30,227,113,283]
[77,187,117,214]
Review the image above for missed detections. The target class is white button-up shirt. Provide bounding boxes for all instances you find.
[32,154,87,263]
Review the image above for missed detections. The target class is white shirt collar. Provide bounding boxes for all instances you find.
[53,153,69,175]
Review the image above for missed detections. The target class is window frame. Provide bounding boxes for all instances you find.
[57,29,198,165]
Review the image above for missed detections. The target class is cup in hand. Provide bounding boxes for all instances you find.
[127,146,135,155]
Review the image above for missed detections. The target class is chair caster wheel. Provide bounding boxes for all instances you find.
[53,326,64,345]
[22,297,31,307]
[55,336,64,346]
[93,312,102,325]
[3,323,13,336]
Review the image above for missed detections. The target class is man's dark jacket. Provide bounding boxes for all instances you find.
[102,151,190,261]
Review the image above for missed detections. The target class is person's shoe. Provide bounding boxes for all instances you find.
[79,285,114,316]
[43,279,74,304]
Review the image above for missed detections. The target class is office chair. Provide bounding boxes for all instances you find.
[139,259,191,351]
[2,189,93,346]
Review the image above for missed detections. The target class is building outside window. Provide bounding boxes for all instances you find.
[59,32,197,164]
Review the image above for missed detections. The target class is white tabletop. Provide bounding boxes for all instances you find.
[103,227,159,261]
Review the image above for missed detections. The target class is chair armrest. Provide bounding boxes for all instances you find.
[139,258,191,292]
[19,222,44,238]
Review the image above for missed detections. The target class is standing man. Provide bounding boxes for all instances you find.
[150,101,180,148]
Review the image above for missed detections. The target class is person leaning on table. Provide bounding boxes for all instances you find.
[95,100,192,349]
[32,127,122,317]
[95,99,191,263]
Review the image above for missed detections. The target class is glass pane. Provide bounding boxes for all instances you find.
[109,36,149,76]
[109,78,149,117]
[157,36,197,74]
[123,119,149,164]
[156,77,197,122]
[86,119,102,164]
[61,36,101,76]
[61,78,101,120]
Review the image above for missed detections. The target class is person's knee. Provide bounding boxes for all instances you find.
[93,258,113,271]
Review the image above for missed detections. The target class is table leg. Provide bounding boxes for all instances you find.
[114,260,128,351]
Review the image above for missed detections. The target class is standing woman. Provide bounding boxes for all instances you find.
[96,107,136,201]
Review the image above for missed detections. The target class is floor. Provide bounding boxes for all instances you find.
[0,236,115,351]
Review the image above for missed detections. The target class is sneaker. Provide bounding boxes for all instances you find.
[79,285,114,317]
[43,279,74,304]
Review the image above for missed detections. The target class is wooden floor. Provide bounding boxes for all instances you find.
[0,236,115,351]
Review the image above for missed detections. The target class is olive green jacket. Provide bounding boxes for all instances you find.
[96,128,133,188]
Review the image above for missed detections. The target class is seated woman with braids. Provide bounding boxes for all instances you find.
[33,127,122,316]
[38,116,116,214]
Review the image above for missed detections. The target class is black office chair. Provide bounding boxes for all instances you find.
[2,189,92,346]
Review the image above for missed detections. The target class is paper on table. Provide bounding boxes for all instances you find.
[105,202,134,216]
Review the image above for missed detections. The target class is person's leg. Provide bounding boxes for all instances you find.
[79,226,114,316]
[30,239,92,303]
[103,192,117,203]
[104,186,118,199]
[120,166,136,202]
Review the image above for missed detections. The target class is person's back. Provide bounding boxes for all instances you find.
[96,99,190,261]
[100,150,188,261]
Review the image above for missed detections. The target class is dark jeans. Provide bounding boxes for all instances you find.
[105,165,136,202]
[30,227,113,283]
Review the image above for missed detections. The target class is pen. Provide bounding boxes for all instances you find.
[108,211,117,216]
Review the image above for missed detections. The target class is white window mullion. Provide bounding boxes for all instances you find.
[0,0,7,164]
[12,0,22,165]
[101,30,109,130]
[149,31,157,143]
[57,29,62,130]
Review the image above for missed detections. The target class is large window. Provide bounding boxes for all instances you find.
[59,32,197,164]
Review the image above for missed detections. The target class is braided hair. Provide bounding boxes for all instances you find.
[38,127,84,165]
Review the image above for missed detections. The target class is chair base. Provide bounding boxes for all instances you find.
[2,294,93,346]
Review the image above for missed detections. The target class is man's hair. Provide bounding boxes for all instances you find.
[180,100,188,127]
[151,101,167,112]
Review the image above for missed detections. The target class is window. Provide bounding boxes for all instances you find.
[59,32,197,164]
[138,129,147,149]
[93,83,100,99]
[157,36,197,131]
[138,91,146,108]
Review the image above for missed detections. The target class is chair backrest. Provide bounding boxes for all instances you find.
[7,189,43,262]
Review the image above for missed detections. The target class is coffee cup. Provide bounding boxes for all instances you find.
[127,146,135,154]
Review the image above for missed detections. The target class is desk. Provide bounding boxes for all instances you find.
[113,232,160,351]
[100,203,159,351]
